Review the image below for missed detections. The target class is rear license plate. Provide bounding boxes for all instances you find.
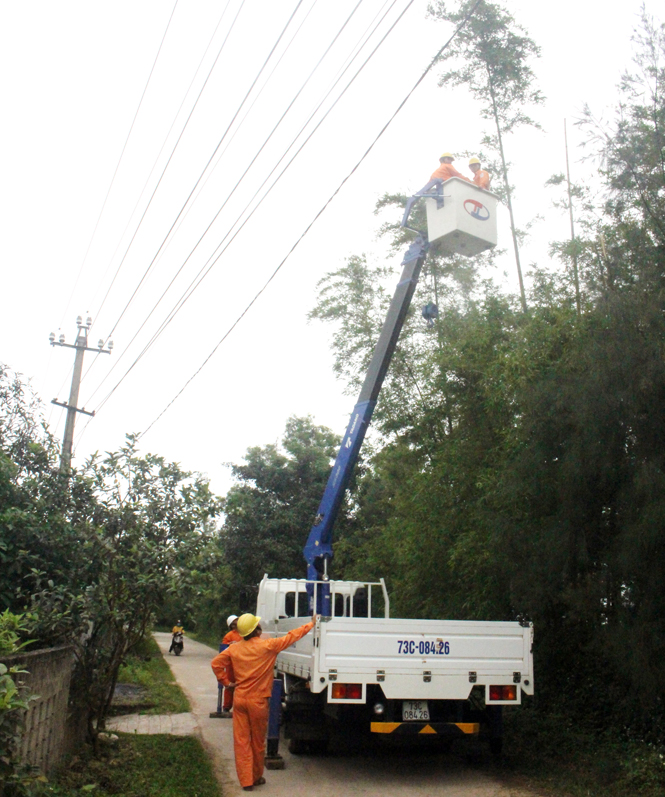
[402,700,430,721]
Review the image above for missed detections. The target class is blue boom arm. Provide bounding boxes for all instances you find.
[303,235,429,593]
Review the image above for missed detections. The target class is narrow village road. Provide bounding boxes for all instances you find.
[154,632,540,797]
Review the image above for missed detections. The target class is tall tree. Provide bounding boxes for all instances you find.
[219,416,344,608]
[428,0,544,312]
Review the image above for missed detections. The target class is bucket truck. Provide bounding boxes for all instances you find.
[257,177,531,755]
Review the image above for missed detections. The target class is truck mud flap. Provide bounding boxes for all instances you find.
[370,722,479,737]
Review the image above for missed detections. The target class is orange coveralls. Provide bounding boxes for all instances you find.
[430,162,472,183]
[211,622,314,789]
[473,169,491,190]
[221,628,243,710]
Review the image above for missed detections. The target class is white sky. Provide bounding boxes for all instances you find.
[0,0,651,495]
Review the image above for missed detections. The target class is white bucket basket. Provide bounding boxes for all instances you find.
[425,177,498,257]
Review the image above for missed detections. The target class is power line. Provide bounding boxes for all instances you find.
[91,0,249,330]
[83,0,404,412]
[79,0,236,390]
[99,0,307,344]
[58,0,181,330]
[81,0,370,406]
[137,0,482,439]
[85,0,235,328]
[81,0,304,390]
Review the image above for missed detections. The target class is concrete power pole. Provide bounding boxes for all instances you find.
[50,316,113,471]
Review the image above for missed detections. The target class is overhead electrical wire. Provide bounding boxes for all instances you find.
[86,0,325,370]
[136,0,483,439]
[85,0,416,426]
[57,0,181,331]
[78,0,236,389]
[85,0,235,324]
[80,0,371,406]
[97,0,307,346]
[72,0,401,449]
[91,0,249,330]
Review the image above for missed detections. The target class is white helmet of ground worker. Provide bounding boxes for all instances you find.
[237,613,261,637]
[226,614,238,627]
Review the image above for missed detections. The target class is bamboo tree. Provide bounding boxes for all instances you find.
[428,0,544,312]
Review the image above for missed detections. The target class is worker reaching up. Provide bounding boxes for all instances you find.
[212,612,317,791]
[468,157,491,190]
[221,614,242,712]
[430,152,472,183]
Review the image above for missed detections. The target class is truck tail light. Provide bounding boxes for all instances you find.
[489,685,517,701]
[331,683,363,700]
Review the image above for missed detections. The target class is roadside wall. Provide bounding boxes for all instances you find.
[1,645,78,774]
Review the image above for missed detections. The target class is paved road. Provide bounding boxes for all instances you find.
[154,632,540,797]
[107,712,197,735]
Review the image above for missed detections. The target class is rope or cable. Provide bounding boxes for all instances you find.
[85,0,234,326]
[99,0,306,344]
[79,0,235,389]
[81,0,304,390]
[82,0,404,413]
[58,0,181,330]
[136,0,482,438]
[81,0,368,404]
[91,0,249,329]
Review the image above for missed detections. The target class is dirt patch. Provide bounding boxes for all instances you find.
[109,682,154,715]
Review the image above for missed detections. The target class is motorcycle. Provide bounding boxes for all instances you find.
[171,631,184,656]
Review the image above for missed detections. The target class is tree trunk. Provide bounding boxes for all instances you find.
[486,67,527,313]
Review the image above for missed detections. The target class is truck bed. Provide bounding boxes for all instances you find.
[268,615,534,702]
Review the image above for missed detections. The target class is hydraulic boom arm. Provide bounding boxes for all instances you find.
[303,235,429,585]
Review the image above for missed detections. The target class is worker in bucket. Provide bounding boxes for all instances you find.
[430,152,471,183]
[220,614,242,712]
[468,157,491,189]
[211,612,317,792]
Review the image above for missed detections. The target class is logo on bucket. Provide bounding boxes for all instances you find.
[464,199,490,221]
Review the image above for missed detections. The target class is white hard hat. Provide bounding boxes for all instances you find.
[227,614,238,627]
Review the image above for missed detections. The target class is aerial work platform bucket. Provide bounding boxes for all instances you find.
[401,177,498,257]
[426,178,497,256]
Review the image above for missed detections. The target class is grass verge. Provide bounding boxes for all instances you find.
[113,636,190,715]
[495,706,665,796]
[44,733,220,796]
[186,629,222,651]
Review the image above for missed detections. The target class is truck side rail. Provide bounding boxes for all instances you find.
[258,575,390,620]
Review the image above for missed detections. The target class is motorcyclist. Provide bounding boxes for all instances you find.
[169,620,185,653]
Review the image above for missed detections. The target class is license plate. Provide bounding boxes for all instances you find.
[402,700,430,721]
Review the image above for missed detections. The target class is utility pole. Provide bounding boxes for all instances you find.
[50,316,113,471]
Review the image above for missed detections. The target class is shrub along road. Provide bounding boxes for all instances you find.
[153,632,543,797]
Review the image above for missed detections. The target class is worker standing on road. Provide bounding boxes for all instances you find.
[221,614,242,712]
[468,157,491,189]
[430,152,472,183]
[211,612,317,792]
